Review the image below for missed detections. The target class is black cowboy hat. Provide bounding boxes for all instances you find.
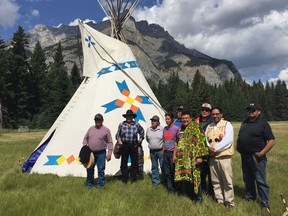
[122,109,137,118]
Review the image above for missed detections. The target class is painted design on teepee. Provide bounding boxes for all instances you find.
[97,61,139,78]
[102,80,152,122]
[84,35,96,48]
[44,155,81,166]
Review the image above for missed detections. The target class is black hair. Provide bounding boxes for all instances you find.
[211,107,223,114]
[165,112,174,119]
[181,111,192,118]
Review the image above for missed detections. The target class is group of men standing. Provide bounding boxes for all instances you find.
[82,102,275,210]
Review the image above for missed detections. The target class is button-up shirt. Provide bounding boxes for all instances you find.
[116,121,144,143]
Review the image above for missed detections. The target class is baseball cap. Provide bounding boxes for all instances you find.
[94,113,103,120]
[176,106,184,111]
[201,103,212,110]
[150,115,160,121]
[246,103,261,110]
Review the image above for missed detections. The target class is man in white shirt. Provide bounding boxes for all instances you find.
[205,107,235,208]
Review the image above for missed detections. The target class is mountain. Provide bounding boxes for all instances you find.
[26,17,242,86]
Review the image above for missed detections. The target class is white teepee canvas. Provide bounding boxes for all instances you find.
[22,20,166,177]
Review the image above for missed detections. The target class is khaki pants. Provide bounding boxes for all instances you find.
[209,156,234,205]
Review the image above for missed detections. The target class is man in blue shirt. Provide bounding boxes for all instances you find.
[116,110,144,183]
[173,106,184,127]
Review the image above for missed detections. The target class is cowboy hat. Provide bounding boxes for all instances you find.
[122,109,137,118]
[79,145,94,169]
[83,152,94,169]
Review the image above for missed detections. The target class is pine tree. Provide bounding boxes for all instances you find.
[265,82,274,120]
[70,62,82,92]
[38,42,72,128]
[29,41,48,119]
[190,70,211,117]
[274,80,288,120]
[0,37,8,128]
[4,26,30,128]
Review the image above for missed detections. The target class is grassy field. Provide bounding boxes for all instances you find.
[0,122,287,216]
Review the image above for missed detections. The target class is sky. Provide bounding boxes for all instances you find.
[0,0,288,85]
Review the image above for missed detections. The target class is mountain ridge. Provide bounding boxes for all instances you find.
[26,17,242,85]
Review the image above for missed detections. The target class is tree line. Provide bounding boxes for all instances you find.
[148,71,288,121]
[0,26,82,129]
[1,26,288,129]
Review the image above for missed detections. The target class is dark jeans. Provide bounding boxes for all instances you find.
[164,150,175,190]
[86,150,106,188]
[241,153,270,206]
[121,141,138,183]
[150,149,164,185]
[177,181,203,203]
[200,158,214,196]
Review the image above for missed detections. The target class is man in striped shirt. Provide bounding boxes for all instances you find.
[116,110,145,184]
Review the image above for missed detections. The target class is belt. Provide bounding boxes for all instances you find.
[124,141,136,144]
[150,148,162,152]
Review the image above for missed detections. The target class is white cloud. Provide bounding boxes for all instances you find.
[68,19,96,26]
[0,0,20,28]
[134,0,288,82]
[31,9,40,17]
[268,68,288,85]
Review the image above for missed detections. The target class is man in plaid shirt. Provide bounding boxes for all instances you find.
[116,110,144,183]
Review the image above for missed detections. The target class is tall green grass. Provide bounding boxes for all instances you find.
[0,123,287,216]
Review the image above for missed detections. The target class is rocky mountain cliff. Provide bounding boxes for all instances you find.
[27,17,242,86]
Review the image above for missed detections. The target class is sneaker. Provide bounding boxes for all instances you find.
[96,185,103,189]
[86,184,93,189]
[261,202,270,208]
[261,202,270,209]
[225,204,235,209]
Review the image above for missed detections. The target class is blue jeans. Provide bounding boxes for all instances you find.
[241,153,269,206]
[86,150,106,188]
[150,149,164,185]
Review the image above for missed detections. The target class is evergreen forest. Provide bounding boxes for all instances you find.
[1,26,288,129]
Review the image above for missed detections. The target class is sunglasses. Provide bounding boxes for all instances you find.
[201,109,211,112]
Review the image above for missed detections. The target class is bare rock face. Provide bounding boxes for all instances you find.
[26,18,242,86]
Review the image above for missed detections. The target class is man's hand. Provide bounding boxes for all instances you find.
[173,155,177,163]
[106,155,111,162]
[255,152,264,157]
[209,146,216,156]
[195,157,202,164]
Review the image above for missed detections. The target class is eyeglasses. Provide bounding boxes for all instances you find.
[151,120,158,122]
[212,113,221,116]
[201,109,210,112]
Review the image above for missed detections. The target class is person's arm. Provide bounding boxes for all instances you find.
[83,128,90,145]
[255,139,276,157]
[213,122,234,152]
[173,141,177,163]
[138,124,145,143]
[106,129,113,161]
[145,128,149,143]
[115,123,122,144]
[255,122,276,156]
[205,126,210,147]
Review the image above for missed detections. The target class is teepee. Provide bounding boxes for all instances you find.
[98,0,139,43]
[23,7,166,177]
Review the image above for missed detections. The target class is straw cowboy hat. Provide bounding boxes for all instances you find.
[122,109,137,118]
